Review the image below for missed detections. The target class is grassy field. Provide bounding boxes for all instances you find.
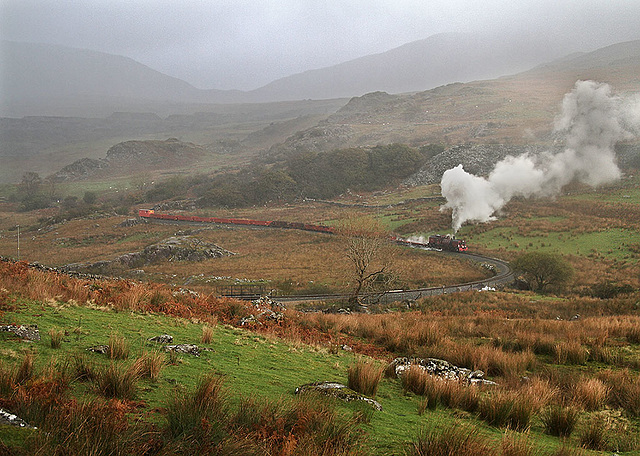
[2,292,639,454]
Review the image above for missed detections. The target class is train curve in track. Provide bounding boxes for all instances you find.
[141,212,515,303]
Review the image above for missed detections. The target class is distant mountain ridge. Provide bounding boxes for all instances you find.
[2,32,587,117]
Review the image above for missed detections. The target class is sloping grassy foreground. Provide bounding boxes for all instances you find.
[1,295,639,455]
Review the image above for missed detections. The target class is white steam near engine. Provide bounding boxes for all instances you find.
[440,80,640,232]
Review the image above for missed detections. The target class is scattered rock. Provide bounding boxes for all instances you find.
[119,218,147,228]
[0,324,40,341]
[148,334,173,344]
[569,314,581,321]
[240,296,286,326]
[87,345,109,354]
[164,344,211,356]
[388,357,497,386]
[295,382,382,411]
[0,409,36,429]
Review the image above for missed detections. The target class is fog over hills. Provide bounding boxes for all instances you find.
[2,32,584,117]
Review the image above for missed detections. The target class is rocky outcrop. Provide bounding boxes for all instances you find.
[403,144,556,186]
[63,236,235,275]
[51,138,205,182]
[148,334,173,344]
[295,382,383,411]
[387,357,496,385]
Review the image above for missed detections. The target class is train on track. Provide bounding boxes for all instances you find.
[138,209,467,252]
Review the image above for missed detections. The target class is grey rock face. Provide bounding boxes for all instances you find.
[403,144,555,186]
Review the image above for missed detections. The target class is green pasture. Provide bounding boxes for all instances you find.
[2,299,636,454]
[465,226,640,261]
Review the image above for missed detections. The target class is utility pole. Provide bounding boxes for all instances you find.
[16,225,20,261]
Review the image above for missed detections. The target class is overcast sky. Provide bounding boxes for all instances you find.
[2,0,640,91]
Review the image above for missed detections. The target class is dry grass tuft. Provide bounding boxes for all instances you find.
[93,363,140,400]
[348,360,384,397]
[573,378,610,411]
[131,351,165,382]
[542,405,580,437]
[201,325,214,344]
[108,333,130,360]
[405,422,496,456]
[48,328,64,349]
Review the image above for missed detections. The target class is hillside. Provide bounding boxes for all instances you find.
[272,40,640,154]
[51,138,206,182]
[247,32,570,102]
[2,32,583,118]
[0,41,242,117]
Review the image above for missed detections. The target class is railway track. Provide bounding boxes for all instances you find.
[141,211,515,303]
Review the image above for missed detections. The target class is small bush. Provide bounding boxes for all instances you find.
[48,328,64,349]
[201,325,214,344]
[542,405,580,437]
[94,363,140,400]
[348,360,383,397]
[108,334,130,360]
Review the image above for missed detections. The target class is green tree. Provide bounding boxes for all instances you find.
[512,252,575,292]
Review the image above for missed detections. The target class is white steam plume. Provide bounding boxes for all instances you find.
[441,80,639,232]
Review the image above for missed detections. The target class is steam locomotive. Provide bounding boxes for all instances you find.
[426,234,467,252]
[137,209,467,252]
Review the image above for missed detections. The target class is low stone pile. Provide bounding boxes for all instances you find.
[240,296,286,326]
[295,382,383,411]
[0,324,40,341]
[147,334,211,356]
[387,357,496,386]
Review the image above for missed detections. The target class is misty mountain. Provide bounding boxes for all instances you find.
[247,32,571,102]
[0,41,243,117]
[3,32,577,117]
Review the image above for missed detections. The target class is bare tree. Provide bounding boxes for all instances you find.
[339,215,391,306]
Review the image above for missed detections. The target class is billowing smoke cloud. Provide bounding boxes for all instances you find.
[441,80,639,232]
